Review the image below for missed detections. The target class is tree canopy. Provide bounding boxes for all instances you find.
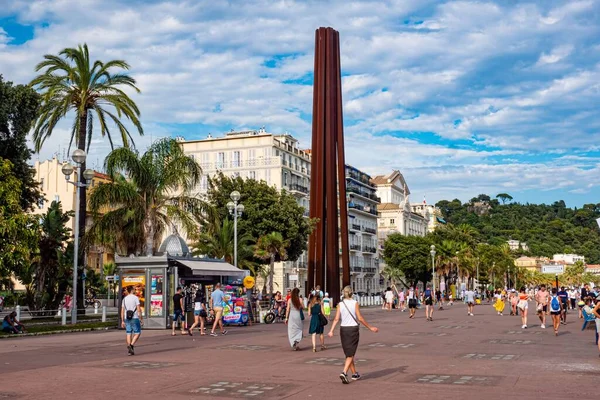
[382,234,432,288]
[207,172,312,262]
[0,75,42,211]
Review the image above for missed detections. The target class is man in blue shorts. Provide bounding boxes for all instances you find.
[121,285,143,355]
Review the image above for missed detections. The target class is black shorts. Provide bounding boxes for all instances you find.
[425,298,433,306]
[408,300,417,309]
[550,311,561,315]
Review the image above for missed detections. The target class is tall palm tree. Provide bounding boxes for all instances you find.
[87,138,203,256]
[254,232,288,296]
[30,44,143,305]
[191,217,258,273]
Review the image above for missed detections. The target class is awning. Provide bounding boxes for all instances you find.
[174,259,247,277]
[436,216,446,224]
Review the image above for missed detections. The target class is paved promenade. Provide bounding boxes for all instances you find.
[0,302,597,399]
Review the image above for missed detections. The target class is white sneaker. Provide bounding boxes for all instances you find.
[522,324,527,329]
[541,324,545,329]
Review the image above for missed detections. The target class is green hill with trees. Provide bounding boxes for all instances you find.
[436,194,600,264]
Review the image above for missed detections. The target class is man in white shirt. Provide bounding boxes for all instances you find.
[465,289,475,316]
[121,285,143,356]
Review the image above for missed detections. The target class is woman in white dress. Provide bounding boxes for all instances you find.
[328,286,378,384]
[285,287,304,351]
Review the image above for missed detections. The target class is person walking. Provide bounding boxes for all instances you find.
[465,287,475,316]
[172,287,186,336]
[549,287,562,336]
[398,289,406,312]
[591,296,600,356]
[323,292,332,320]
[493,289,505,316]
[407,286,418,319]
[308,294,327,352]
[209,283,227,337]
[384,287,394,312]
[535,284,549,329]
[328,285,378,384]
[558,286,569,325]
[188,288,207,336]
[424,286,434,321]
[285,287,304,351]
[517,287,529,329]
[121,285,143,356]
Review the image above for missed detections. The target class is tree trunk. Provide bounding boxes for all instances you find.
[269,254,275,297]
[144,213,154,257]
[76,111,87,318]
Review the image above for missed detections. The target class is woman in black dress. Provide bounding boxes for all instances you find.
[308,294,326,352]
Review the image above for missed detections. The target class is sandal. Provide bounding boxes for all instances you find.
[312,347,317,352]
[321,345,327,350]
[171,333,176,336]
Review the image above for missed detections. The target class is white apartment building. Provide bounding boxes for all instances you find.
[553,254,585,265]
[179,128,311,293]
[372,171,428,243]
[345,165,382,295]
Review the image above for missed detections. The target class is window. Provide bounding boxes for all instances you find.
[283,172,288,186]
[37,198,45,209]
[201,152,209,164]
[217,152,225,169]
[233,151,241,167]
[200,176,208,191]
[390,219,395,224]
[54,195,60,202]
[265,169,271,184]
[40,178,44,190]
[249,171,256,180]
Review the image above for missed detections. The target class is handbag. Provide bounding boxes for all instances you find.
[319,312,328,327]
[300,308,305,321]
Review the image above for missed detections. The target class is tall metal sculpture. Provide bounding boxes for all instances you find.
[307,27,350,304]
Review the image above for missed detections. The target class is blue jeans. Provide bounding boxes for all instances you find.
[125,318,141,335]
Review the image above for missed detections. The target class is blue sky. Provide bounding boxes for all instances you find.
[1,0,600,207]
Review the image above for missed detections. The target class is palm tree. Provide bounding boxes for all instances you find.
[191,217,258,273]
[30,44,143,301]
[87,138,203,256]
[254,232,288,296]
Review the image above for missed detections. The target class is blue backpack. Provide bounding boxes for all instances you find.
[550,296,561,312]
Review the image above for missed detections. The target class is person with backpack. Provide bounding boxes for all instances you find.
[121,285,143,356]
[424,286,434,321]
[549,288,562,336]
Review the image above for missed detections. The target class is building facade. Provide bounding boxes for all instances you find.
[179,128,311,294]
[411,202,444,232]
[32,157,114,273]
[372,171,429,242]
[507,239,529,252]
[345,165,381,295]
[553,254,585,265]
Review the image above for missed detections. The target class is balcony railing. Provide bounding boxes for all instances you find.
[200,157,281,170]
[350,244,361,251]
[348,203,377,216]
[297,262,307,270]
[362,246,377,254]
[362,226,377,234]
[351,266,363,273]
[351,223,361,231]
[347,186,380,202]
[288,183,309,194]
[363,267,377,274]
[345,170,374,187]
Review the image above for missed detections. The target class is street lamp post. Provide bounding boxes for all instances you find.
[227,191,244,269]
[61,149,94,324]
[492,261,496,290]
[430,245,436,302]
[476,257,479,292]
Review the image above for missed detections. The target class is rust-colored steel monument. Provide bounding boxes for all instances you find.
[307,27,350,303]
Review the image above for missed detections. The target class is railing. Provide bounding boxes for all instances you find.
[351,223,361,231]
[346,171,375,187]
[347,186,380,202]
[351,266,363,272]
[350,244,361,251]
[363,267,377,274]
[200,157,282,170]
[289,183,309,194]
[362,226,377,234]
[348,203,378,216]
[362,246,377,254]
[297,262,307,269]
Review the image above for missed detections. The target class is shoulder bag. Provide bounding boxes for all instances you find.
[341,300,359,326]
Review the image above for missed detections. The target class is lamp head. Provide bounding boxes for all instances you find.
[83,169,95,183]
[61,163,74,180]
[230,190,241,202]
[72,149,87,165]
[227,201,235,213]
[237,203,245,215]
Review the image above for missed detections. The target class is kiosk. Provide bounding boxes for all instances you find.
[116,234,248,329]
